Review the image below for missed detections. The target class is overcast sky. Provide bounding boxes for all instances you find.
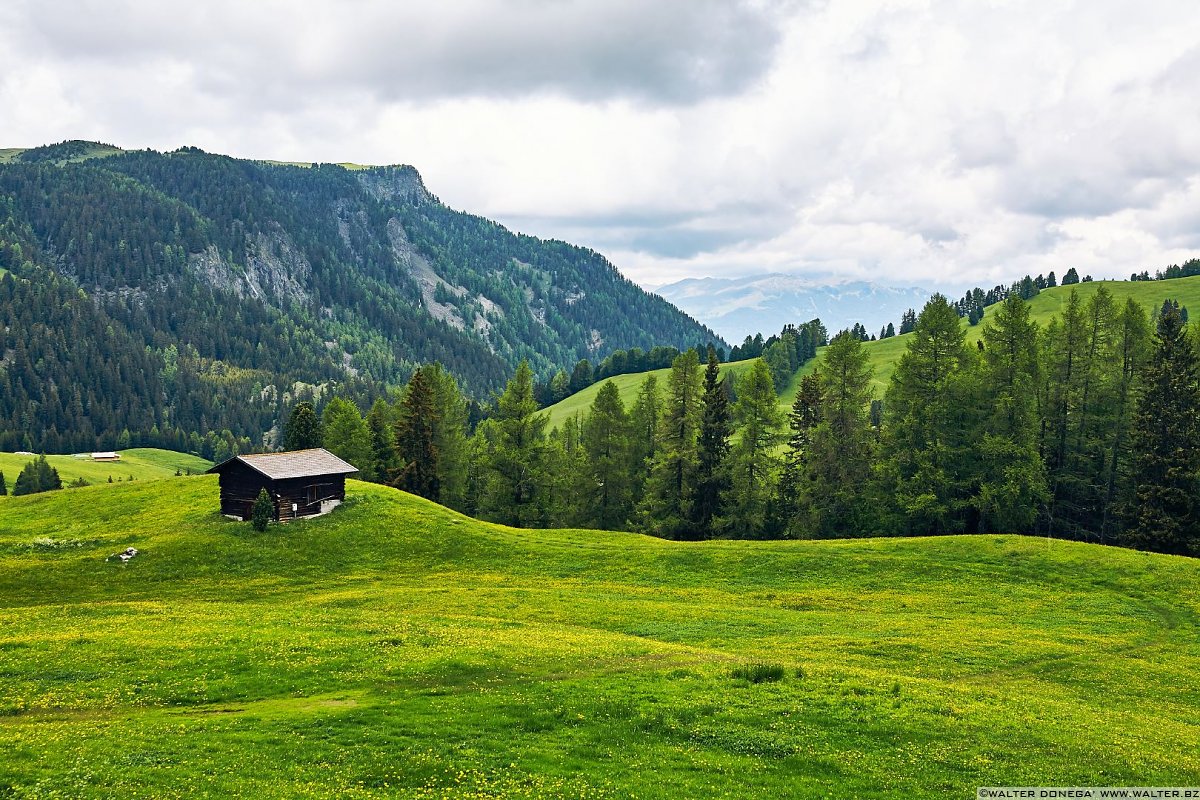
[2,0,1198,290]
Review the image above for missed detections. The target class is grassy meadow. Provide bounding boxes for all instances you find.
[0,478,1197,797]
[0,449,212,491]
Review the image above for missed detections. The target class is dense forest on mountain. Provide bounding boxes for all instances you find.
[0,141,721,453]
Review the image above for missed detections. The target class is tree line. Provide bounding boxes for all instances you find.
[295,288,1198,558]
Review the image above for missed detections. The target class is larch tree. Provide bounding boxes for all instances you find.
[419,363,471,510]
[718,358,784,537]
[796,331,874,537]
[481,360,547,527]
[975,294,1046,533]
[627,375,661,500]
[882,294,979,534]
[320,397,372,476]
[638,349,702,538]
[581,381,633,530]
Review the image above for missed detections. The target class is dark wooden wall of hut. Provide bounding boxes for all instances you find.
[215,462,347,521]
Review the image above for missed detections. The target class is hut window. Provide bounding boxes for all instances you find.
[306,484,332,504]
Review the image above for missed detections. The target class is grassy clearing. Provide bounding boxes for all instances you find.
[0,448,211,489]
[0,478,1196,797]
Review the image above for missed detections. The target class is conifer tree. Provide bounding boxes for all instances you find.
[581,381,633,530]
[321,397,372,476]
[0,470,6,496]
[395,367,441,501]
[638,350,702,537]
[692,347,731,538]
[12,455,61,496]
[627,375,661,499]
[543,419,587,527]
[775,372,822,531]
[975,294,1046,533]
[882,294,979,534]
[420,364,471,510]
[718,358,784,537]
[1123,304,1200,555]
[480,360,547,526]
[795,332,875,537]
[366,398,399,483]
[251,488,273,532]
[284,402,322,451]
[1099,299,1151,540]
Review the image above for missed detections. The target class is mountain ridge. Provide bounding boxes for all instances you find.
[656,272,932,341]
[0,140,722,452]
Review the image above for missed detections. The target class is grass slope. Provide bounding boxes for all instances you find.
[1,479,1197,797]
[0,449,212,489]
[545,359,761,429]
[552,276,1200,420]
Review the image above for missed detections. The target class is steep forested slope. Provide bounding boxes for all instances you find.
[0,141,720,452]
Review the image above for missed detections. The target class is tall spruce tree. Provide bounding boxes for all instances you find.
[795,331,875,537]
[638,349,702,538]
[882,294,979,534]
[975,294,1046,533]
[718,358,784,537]
[692,347,732,538]
[1122,304,1200,556]
[627,375,661,501]
[1099,299,1151,540]
[581,381,633,530]
[776,372,823,529]
[284,402,323,451]
[0,470,6,496]
[366,397,399,483]
[395,367,441,501]
[420,364,471,510]
[480,360,547,527]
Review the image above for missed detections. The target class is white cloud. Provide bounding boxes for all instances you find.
[1,0,1198,291]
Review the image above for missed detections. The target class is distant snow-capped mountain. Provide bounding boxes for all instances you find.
[655,274,933,342]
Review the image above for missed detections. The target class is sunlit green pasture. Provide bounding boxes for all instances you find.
[544,359,760,430]
[0,449,212,491]
[0,478,1196,797]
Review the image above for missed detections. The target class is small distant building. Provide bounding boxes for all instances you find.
[207,448,358,522]
[91,452,121,461]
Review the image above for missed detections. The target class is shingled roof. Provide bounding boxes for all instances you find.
[208,448,358,480]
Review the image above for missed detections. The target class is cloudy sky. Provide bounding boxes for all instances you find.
[2,0,1198,291]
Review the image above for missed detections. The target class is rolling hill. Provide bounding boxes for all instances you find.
[546,275,1200,424]
[0,478,1196,796]
[0,448,212,489]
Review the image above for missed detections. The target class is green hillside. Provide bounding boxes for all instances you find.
[0,479,1196,797]
[551,277,1200,421]
[0,141,722,453]
[0,448,211,489]
[544,358,761,429]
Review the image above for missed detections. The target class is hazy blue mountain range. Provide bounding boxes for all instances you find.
[655,274,933,341]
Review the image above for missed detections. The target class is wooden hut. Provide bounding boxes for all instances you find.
[207,448,358,522]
